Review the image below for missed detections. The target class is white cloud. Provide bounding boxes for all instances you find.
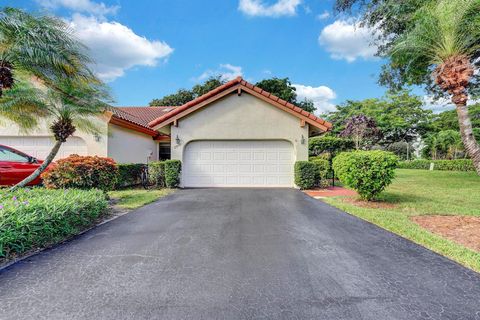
[316,11,330,20]
[294,84,337,113]
[319,19,379,62]
[69,14,173,82]
[196,64,243,82]
[238,0,302,17]
[36,0,119,17]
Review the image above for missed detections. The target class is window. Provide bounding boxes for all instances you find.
[0,146,29,162]
[158,144,171,160]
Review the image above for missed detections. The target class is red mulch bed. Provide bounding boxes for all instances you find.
[304,187,357,198]
[411,216,480,252]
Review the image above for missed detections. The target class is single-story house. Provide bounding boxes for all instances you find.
[0,77,331,187]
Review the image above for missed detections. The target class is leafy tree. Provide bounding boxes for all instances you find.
[309,136,355,157]
[325,91,431,145]
[149,76,225,106]
[11,79,111,190]
[340,114,382,150]
[192,76,225,97]
[255,77,317,113]
[255,77,297,103]
[297,99,316,113]
[335,0,480,174]
[430,104,480,137]
[150,76,318,113]
[149,89,195,106]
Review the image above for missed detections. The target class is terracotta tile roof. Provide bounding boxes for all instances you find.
[148,77,332,131]
[109,106,176,137]
[116,106,177,126]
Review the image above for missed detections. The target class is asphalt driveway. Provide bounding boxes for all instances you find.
[1,189,480,320]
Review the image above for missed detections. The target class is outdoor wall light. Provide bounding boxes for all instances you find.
[301,135,306,145]
[94,133,101,142]
[175,135,181,145]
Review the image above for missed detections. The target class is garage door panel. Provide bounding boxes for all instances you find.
[183,140,294,187]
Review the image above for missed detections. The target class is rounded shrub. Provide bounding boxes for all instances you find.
[164,160,181,188]
[294,161,318,190]
[333,150,398,201]
[42,155,118,191]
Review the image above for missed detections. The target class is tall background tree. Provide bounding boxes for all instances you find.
[325,91,432,146]
[340,114,382,150]
[335,0,480,174]
[150,76,317,113]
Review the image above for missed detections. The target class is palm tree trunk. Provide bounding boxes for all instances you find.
[455,103,480,174]
[10,140,63,191]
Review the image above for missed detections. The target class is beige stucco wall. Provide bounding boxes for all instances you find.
[107,124,158,164]
[0,117,109,158]
[169,93,309,162]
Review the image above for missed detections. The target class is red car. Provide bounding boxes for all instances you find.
[0,144,51,186]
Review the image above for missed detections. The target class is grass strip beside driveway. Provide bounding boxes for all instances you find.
[108,189,173,210]
[324,169,480,273]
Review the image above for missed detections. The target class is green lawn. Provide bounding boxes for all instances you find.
[108,189,173,210]
[324,169,480,272]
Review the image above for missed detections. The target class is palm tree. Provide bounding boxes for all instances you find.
[10,78,111,190]
[0,7,94,97]
[390,0,480,173]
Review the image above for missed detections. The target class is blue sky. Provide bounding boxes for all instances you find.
[6,0,398,113]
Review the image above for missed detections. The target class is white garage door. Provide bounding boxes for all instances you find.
[183,140,294,187]
[0,136,88,160]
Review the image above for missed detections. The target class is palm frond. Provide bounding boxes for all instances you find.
[390,0,480,65]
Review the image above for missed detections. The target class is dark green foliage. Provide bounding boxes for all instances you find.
[294,161,319,190]
[311,158,330,180]
[192,77,225,97]
[148,161,166,188]
[255,77,317,113]
[311,158,331,187]
[115,164,144,189]
[164,160,181,188]
[149,89,195,107]
[149,76,225,106]
[255,77,297,103]
[309,136,354,156]
[333,151,398,200]
[0,188,108,260]
[428,105,480,140]
[398,159,475,171]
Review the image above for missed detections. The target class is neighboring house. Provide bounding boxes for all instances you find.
[0,77,331,187]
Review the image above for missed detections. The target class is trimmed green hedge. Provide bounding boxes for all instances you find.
[164,160,181,188]
[149,161,166,187]
[115,163,144,188]
[333,151,398,201]
[0,188,108,260]
[398,159,475,172]
[294,161,318,190]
